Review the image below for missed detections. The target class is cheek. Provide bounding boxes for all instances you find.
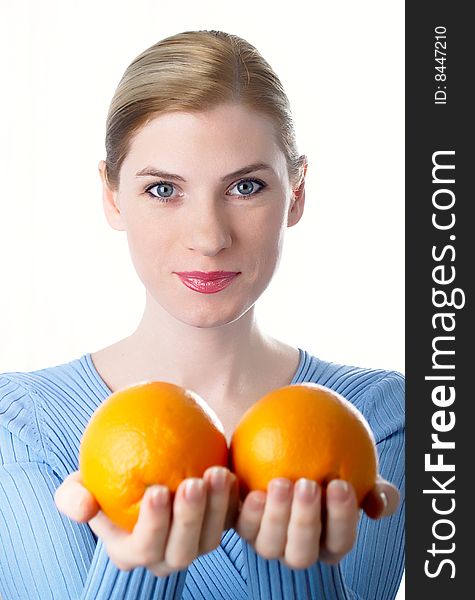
[241,209,287,273]
[124,217,170,273]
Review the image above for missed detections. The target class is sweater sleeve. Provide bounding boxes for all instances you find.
[340,370,405,600]
[0,375,187,600]
[242,370,405,600]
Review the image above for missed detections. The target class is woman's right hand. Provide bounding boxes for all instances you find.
[54,466,239,577]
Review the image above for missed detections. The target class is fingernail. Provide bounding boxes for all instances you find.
[185,478,205,502]
[269,478,292,502]
[149,485,169,508]
[295,478,318,503]
[380,491,388,512]
[249,492,266,510]
[209,467,228,492]
[327,480,350,502]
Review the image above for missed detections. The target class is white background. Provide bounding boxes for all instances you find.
[0,1,404,595]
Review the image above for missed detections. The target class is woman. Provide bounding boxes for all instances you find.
[0,30,404,599]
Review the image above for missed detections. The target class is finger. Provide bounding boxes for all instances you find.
[235,490,267,542]
[131,485,172,566]
[199,467,232,553]
[362,478,400,519]
[100,485,172,576]
[254,478,293,560]
[164,478,207,570]
[54,471,100,522]
[284,478,322,569]
[224,472,240,530]
[320,480,359,564]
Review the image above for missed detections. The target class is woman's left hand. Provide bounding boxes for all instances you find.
[235,476,399,569]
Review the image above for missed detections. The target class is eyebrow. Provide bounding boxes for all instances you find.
[135,162,273,182]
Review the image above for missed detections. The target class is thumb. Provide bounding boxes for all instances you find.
[361,477,400,519]
[54,471,100,522]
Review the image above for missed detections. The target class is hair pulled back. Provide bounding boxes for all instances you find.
[104,30,306,190]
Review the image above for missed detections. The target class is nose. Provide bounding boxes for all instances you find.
[184,200,232,256]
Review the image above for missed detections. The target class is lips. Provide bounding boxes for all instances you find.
[174,271,240,294]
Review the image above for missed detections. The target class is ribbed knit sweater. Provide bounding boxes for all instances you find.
[0,349,405,599]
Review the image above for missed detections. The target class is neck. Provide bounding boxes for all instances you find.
[113,294,282,404]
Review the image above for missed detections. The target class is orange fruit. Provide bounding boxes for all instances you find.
[79,381,228,532]
[229,383,377,504]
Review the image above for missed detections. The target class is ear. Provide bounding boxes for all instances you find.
[98,160,125,231]
[287,160,307,227]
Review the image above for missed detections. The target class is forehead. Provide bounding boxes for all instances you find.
[122,104,287,179]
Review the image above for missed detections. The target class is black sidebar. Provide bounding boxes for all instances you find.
[406,2,473,598]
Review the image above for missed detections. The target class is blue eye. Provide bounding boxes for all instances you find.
[145,181,176,201]
[228,178,266,197]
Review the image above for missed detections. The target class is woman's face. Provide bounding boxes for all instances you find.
[100,103,305,329]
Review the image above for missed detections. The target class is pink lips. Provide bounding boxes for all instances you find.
[174,271,240,294]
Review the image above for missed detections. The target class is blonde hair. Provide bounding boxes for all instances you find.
[104,30,306,190]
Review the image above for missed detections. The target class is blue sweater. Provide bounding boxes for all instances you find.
[0,349,405,599]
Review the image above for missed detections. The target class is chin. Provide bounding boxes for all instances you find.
[170,299,254,329]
